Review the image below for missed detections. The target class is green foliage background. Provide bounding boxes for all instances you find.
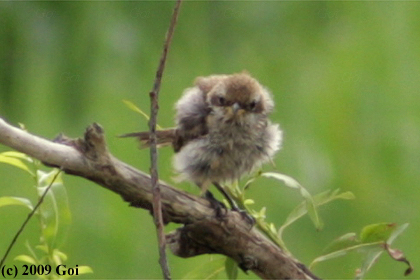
[0,2,418,279]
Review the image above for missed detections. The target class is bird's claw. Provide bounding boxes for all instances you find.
[234,208,255,228]
[204,191,227,218]
[205,190,255,228]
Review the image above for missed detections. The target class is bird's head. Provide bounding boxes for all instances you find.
[196,73,274,125]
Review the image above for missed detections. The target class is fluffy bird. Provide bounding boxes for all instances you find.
[122,72,282,214]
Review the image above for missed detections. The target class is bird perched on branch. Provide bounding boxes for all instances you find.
[121,72,282,219]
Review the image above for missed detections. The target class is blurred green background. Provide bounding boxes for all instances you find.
[0,1,419,279]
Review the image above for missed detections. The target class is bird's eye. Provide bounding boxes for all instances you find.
[218,96,226,106]
[249,100,257,110]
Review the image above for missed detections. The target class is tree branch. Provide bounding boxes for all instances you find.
[0,118,320,280]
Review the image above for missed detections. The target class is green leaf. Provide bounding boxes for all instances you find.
[37,169,71,250]
[0,154,34,175]
[304,193,323,231]
[278,189,354,239]
[356,247,384,280]
[38,169,64,186]
[182,256,226,280]
[243,199,254,205]
[53,249,68,262]
[244,170,264,190]
[122,99,162,130]
[252,207,266,220]
[243,179,255,190]
[35,245,49,253]
[313,189,355,205]
[278,200,307,238]
[310,248,349,267]
[0,196,33,210]
[387,223,409,245]
[261,172,323,230]
[261,172,301,189]
[310,242,380,269]
[322,232,358,254]
[123,99,148,117]
[1,151,33,162]
[360,223,396,243]
[269,223,277,235]
[76,266,93,275]
[18,123,26,130]
[225,257,238,280]
[24,241,39,263]
[331,190,356,200]
[14,254,38,265]
[312,222,412,278]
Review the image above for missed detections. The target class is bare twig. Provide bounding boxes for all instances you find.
[148,1,182,279]
[0,168,62,267]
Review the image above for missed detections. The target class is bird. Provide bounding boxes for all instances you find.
[121,72,282,219]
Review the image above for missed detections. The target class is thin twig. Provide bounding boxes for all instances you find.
[148,1,182,279]
[0,168,62,267]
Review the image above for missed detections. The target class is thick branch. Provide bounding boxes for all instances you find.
[0,118,319,280]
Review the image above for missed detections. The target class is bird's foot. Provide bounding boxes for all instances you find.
[204,191,255,228]
[204,191,227,218]
[232,207,256,228]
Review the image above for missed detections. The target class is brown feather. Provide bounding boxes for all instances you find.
[119,129,177,148]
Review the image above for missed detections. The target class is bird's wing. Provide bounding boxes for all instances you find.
[173,86,212,152]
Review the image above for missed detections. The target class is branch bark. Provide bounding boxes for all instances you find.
[0,118,320,280]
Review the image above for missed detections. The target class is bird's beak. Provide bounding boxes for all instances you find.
[232,103,240,114]
[226,103,245,120]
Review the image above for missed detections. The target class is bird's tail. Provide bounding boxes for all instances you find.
[119,128,176,148]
